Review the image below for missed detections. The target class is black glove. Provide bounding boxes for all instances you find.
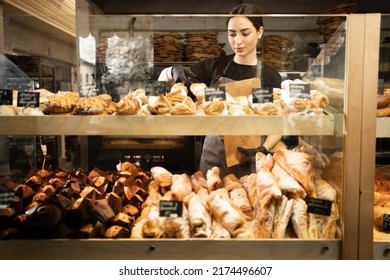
[237,145,268,157]
[171,65,192,87]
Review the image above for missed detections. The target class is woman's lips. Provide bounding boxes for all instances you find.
[235,48,244,53]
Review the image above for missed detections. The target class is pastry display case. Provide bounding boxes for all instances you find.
[0,1,382,260]
[373,14,390,260]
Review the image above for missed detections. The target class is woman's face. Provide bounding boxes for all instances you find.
[227,16,263,63]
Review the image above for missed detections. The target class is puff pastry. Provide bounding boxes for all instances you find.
[170,173,192,201]
[273,148,317,198]
[150,166,173,188]
[271,162,306,199]
[206,166,223,192]
[207,189,246,237]
[187,192,212,238]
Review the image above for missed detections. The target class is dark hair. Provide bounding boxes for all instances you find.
[228,2,264,30]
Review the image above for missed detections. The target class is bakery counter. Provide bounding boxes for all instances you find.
[0,239,341,260]
[0,113,335,136]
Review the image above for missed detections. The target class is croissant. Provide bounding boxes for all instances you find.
[148,95,171,115]
[166,88,185,105]
[171,96,196,115]
[293,98,312,111]
[116,96,141,115]
[203,101,226,115]
[251,102,278,115]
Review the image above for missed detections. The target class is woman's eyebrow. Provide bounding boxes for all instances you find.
[228,28,251,32]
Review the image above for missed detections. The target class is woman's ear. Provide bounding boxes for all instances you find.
[258,26,264,39]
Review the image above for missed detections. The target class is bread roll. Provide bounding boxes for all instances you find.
[377,106,390,117]
[377,94,390,109]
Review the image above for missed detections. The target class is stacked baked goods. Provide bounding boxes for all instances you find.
[0,145,340,240]
[42,92,118,115]
[304,77,344,111]
[153,32,185,63]
[0,81,332,118]
[0,162,150,238]
[184,31,223,62]
[261,35,294,70]
[316,2,357,42]
[373,167,390,240]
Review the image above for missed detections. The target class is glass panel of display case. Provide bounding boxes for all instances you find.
[3,8,373,260]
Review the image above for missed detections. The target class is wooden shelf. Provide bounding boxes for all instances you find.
[0,239,341,260]
[0,113,335,136]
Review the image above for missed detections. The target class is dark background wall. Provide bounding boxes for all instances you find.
[88,0,390,14]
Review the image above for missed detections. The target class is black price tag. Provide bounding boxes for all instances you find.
[288,83,311,99]
[306,197,332,216]
[383,214,390,233]
[0,191,15,209]
[159,200,183,218]
[0,89,13,105]
[145,80,166,96]
[252,88,273,104]
[204,86,226,102]
[17,91,40,108]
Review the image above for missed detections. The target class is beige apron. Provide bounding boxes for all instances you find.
[219,62,262,167]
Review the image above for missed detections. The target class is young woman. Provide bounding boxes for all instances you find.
[159,2,282,178]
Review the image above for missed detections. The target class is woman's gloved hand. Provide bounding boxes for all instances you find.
[236,145,267,168]
[171,65,193,87]
[237,145,268,156]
